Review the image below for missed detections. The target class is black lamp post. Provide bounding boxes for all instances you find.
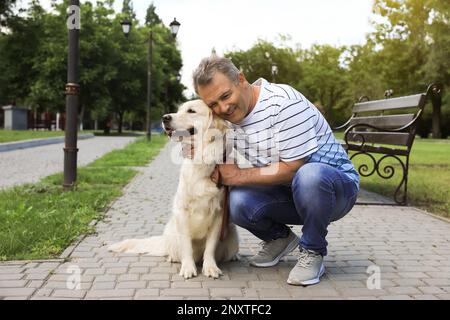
[120,17,180,141]
[63,0,80,190]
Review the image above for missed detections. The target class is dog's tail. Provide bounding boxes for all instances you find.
[108,236,167,256]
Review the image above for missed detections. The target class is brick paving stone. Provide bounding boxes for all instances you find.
[161,288,209,297]
[287,288,341,298]
[0,288,36,297]
[249,281,282,289]
[85,289,135,299]
[51,290,87,299]
[92,282,116,290]
[210,288,243,297]
[148,281,171,289]
[380,295,414,300]
[257,288,291,299]
[128,267,150,274]
[94,275,117,282]
[422,278,450,286]
[202,280,247,289]
[141,274,170,281]
[418,286,446,295]
[117,274,140,281]
[0,274,25,280]
[413,295,439,300]
[392,278,427,286]
[116,281,147,289]
[0,280,29,288]
[135,289,159,298]
[386,286,422,295]
[171,281,202,289]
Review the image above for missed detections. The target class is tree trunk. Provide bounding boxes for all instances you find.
[431,93,442,139]
[118,112,124,134]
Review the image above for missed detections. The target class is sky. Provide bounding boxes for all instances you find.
[29,0,376,97]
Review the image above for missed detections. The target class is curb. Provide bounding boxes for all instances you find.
[0,133,95,152]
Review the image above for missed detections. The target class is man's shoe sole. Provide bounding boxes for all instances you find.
[287,263,325,286]
[249,236,299,268]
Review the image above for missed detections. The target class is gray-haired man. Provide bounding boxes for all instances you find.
[192,56,359,285]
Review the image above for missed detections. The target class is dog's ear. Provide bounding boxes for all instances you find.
[212,114,228,133]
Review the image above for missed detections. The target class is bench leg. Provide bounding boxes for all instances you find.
[350,152,408,205]
[393,155,409,206]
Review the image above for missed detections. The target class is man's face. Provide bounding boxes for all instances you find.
[197,72,251,124]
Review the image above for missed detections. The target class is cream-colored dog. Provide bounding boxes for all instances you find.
[109,100,239,279]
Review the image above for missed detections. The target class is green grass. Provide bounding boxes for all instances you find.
[335,132,450,217]
[90,137,162,167]
[0,129,66,143]
[0,129,145,143]
[0,134,167,261]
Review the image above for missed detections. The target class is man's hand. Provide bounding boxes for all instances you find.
[210,164,241,186]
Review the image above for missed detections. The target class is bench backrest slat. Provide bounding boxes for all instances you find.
[348,114,415,129]
[346,131,410,146]
[353,94,425,113]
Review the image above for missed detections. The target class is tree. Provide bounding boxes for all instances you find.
[226,40,352,126]
[145,2,162,26]
[422,0,450,138]
[0,0,45,107]
[296,45,353,125]
[0,0,18,29]
[0,1,185,133]
[369,0,449,138]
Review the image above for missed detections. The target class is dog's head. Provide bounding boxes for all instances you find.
[162,99,227,141]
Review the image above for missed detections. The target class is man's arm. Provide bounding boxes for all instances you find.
[214,159,304,186]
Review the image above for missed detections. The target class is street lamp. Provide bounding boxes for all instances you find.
[169,18,180,37]
[63,0,80,190]
[120,18,131,37]
[120,17,180,141]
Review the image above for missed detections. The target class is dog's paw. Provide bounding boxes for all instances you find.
[202,263,223,279]
[179,261,197,279]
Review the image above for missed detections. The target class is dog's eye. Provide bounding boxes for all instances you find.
[187,109,196,114]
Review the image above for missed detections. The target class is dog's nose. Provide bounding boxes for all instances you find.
[162,114,172,123]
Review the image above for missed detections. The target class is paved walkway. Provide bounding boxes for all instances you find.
[1,142,449,300]
[0,136,137,190]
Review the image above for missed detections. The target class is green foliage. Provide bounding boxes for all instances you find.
[0,1,184,132]
[0,0,18,28]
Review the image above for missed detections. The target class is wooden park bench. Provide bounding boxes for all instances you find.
[335,83,442,205]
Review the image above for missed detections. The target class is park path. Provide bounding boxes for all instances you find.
[0,136,137,190]
[1,142,449,300]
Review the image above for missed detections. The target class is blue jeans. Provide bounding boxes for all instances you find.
[229,163,359,256]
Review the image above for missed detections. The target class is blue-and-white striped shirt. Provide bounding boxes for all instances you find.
[229,78,359,186]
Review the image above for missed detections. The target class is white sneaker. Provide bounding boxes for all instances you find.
[249,230,299,268]
[287,246,325,286]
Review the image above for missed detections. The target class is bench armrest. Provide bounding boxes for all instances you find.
[332,115,354,131]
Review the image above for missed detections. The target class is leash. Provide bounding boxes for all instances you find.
[216,170,229,241]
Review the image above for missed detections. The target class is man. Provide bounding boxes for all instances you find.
[192,56,359,286]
